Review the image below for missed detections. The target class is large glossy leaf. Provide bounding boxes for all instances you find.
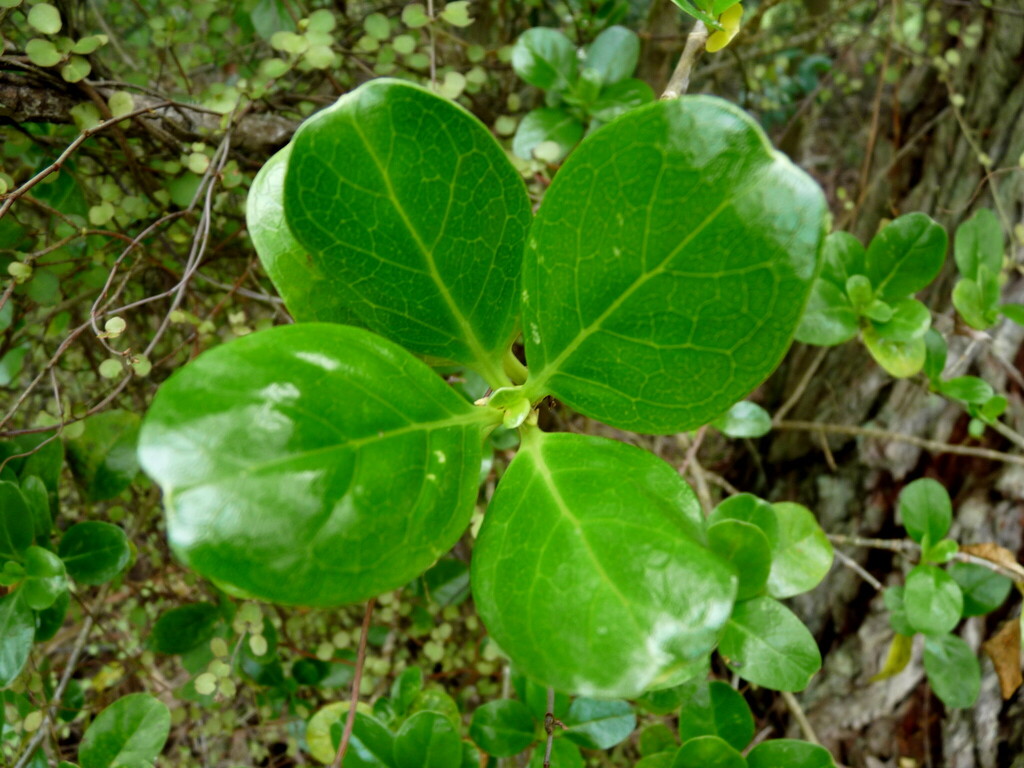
[0,590,34,688]
[765,502,833,599]
[139,323,495,607]
[472,431,736,698]
[923,633,980,709]
[78,693,171,768]
[521,96,827,434]
[65,410,140,501]
[719,597,821,691]
[864,213,947,301]
[281,78,531,385]
[247,144,361,325]
[58,521,131,585]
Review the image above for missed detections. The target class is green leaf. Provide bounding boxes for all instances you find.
[954,208,1002,281]
[590,78,656,122]
[564,697,636,750]
[469,699,536,757]
[677,679,754,751]
[668,0,723,30]
[150,603,221,655]
[527,739,584,768]
[871,298,930,342]
[22,546,67,611]
[904,565,963,635]
[328,712,395,767]
[421,557,470,606]
[862,326,926,378]
[0,345,29,387]
[73,34,108,55]
[28,3,62,34]
[709,494,778,547]
[79,693,171,768]
[25,38,62,67]
[707,520,771,600]
[671,736,745,768]
[0,590,34,688]
[765,502,833,599]
[282,79,531,385]
[584,26,639,85]
[948,562,1012,617]
[65,410,140,502]
[746,739,836,767]
[719,597,821,691]
[247,144,360,325]
[844,274,874,310]
[711,401,772,438]
[409,686,461,730]
[19,475,50,541]
[637,755,677,768]
[922,537,958,564]
[999,303,1024,325]
[521,97,827,434]
[884,586,914,636]
[0,481,33,560]
[819,231,865,287]
[511,28,577,91]
[58,521,131,585]
[472,431,736,698]
[34,588,68,642]
[939,376,994,404]
[897,478,951,545]
[640,722,678,755]
[864,213,947,300]
[923,328,947,384]
[390,666,424,716]
[953,278,996,330]
[794,279,858,346]
[394,710,462,768]
[139,324,492,607]
[923,633,980,708]
[512,674,570,722]
[60,55,91,83]
[440,1,473,27]
[511,108,584,162]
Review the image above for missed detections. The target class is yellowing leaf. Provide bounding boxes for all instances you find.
[870,633,913,682]
[706,3,743,53]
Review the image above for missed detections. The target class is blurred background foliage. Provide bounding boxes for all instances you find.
[1,0,1023,766]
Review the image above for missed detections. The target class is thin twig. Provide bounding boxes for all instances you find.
[661,21,708,99]
[829,534,1024,583]
[781,691,820,745]
[833,548,883,590]
[774,419,1024,467]
[330,599,376,768]
[773,346,830,424]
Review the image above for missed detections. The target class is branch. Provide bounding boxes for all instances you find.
[330,598,376,768]
[661,21,708,99]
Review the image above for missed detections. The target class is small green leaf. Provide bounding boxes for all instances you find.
[845,274,874,310]
[472,431,736,698]
[794,279,858,346]
[904,565,963,635]
[589,78,656,122]
[60,55,92,83]
[999,303,1024,325]
[71,34,107,54]
[922,537,958,564]
[637,755,676,768]
[108,91,134,118]
[150,603,221,655]
[511,108,584,162]
[711,401,772,438]
[564,697,636,750]
[469,699,536,757]
[677,679,754,751]
[401,4,430,28]
[953,278,996,330]
[21,546,66,611]
[440,1,473,27]
[79,693,171,768]
[709,494,778,547]
[511,28,577,91]
[948,562,1012,617]
[0,590,34,688]
[820,231,866,286]
[923,633,981,708]
[527,739,584,768]
[394,710,462,768]
[862,326,926,378]
[898,478,952,545]
[884,586,914,636]
[923,328,947,384]
[939,376,994,404]
[864,213,947,300]
[640,722,678,755]
[390,666,423,715]
[719,597,821,691]
[28,3,62,34]
[0,481,33,560]
[584,26,639,85]
[746,739,836,767]
[25,38,62,67]
[765,502,833,599]
[671,735,745,768]
[707,520,771,600]
[65,410,140,502]
[871,298,930,342]
[954,208,1002,281]
[139,324,491,607]
[668,0,724,29]
[521,97,827,434]
[58,521,131,585]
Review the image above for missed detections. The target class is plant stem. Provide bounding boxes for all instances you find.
[503,348,529,386]
[330,598,376,768]
[542,687,556,768]
[661,20,708,99]
[832,548,883,590]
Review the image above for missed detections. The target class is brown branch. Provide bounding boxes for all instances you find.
[330,598,376,768]
[661,21,708,99]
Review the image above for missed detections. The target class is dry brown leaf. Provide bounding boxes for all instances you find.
[959,542,1024,581]
[982,619,1022,700]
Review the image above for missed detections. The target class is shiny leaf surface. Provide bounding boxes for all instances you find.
[864,213,947,301]
[746,739,836,767]
[78,693,171,768]
[139,323,493,607]
[521,96,826,433]
[898,479,951,546]
[58,522,131,585]
[719,597,821,691]
[671,736,746,768]
[765,502,833,599]
[472,431,736,698]
[469,699,536,757]
[677,679,754,751]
